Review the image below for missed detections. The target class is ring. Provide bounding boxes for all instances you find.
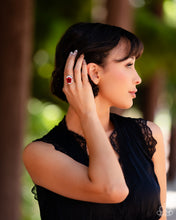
[66,75,73,84]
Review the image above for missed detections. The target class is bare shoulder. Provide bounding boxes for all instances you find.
[23,141,55,161]
[146,121,164,143]
[146,121,165,166]
[22,141,58,175]
[24,140,54,150]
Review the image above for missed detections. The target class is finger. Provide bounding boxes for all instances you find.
[74,54,84,85]
[82,59,88,83]
[64,50,77,86]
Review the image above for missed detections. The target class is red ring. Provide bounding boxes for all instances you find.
[66,75,73,84]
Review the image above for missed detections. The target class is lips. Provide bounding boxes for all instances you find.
[129,89,137,98]
[129,89,137,93]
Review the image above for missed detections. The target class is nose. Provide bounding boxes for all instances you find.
[134,70,142,85]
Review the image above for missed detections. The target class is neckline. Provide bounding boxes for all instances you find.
[62,113,118,144]
[61,113,121,156]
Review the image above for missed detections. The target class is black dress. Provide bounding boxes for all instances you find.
[32,113,163,220]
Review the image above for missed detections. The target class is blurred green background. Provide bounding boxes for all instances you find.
[21,0,176,219]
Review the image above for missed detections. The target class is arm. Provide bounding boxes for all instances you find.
[23,118,128,204]
[23,141,127,203]
[147,121,167,220]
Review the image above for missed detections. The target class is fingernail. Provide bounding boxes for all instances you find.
[69,51,73,56]
[83,59,86,64]
[73,50,78,55]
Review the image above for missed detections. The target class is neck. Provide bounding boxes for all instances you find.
[65,98,114,138]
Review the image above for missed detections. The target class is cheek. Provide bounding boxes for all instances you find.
[112,69,127,81]
[105,70,128,91]
[99,71,133,108]
[98,73,121,100]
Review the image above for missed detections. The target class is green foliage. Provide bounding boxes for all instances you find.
[135,8,176,79]
[21,169,40,220]
[34,0,91,45]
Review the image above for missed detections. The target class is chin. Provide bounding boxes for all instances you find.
[125,102,133,109]
[121,105,133,110]
[112,101,133,110]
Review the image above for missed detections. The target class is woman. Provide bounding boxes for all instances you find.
[23,22,167,220]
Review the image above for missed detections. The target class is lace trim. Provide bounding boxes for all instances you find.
[109,129,120,153]
[64,116,120,154]
[134,118,157,158]
[72,133,86,150]
[31,185,38,200]
[70,129,120,154]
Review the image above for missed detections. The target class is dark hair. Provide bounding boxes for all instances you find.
[51,22,143,102]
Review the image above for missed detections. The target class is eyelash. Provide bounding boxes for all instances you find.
[127,63,133,67]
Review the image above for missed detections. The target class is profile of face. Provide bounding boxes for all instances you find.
[88,39,142,109]
[51,23,143,107]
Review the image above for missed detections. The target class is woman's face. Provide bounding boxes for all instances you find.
[97,40,142,109]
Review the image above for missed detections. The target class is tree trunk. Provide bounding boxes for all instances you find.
[140,0,164,122]
[141,73,165,121]
[148,0,164,18]
[0,0,33,219]
[106,0,134,31]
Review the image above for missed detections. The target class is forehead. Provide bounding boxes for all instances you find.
[107,38,131,61]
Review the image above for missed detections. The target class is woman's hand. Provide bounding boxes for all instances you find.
[62,50,96,117]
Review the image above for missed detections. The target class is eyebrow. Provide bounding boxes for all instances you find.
[113,56,135,62]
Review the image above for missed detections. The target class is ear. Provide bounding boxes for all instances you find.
[87,63,101,85]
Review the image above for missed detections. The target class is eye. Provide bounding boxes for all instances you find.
[126,63,133,67]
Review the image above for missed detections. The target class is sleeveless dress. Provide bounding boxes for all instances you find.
[31,113,163,220]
